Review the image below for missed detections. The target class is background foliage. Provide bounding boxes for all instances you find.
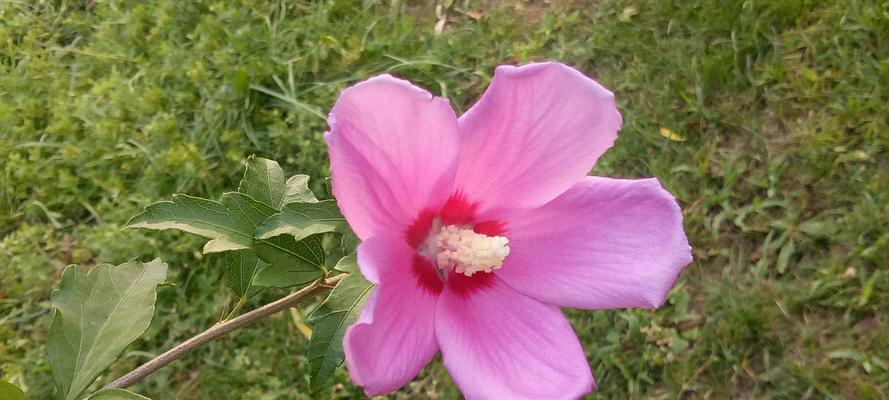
[1,0,887,398]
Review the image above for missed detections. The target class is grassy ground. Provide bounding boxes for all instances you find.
[2,0,887,398]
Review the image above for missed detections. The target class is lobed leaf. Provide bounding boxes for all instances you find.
[126,195,243,252]
[47,259,167,400]
[255,200,345,241]
[237,155,317,208]
[306,273,374,390]
[126,156,338,304]
[253,234,325,288]
[282,174,319,204]
[225,249,268,298]
[127,192,276,254]
[126,155,333,298]
[238,155,287,209]
[332,253,359,275]
[218,192,278,243]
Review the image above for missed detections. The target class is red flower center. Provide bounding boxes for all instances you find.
[405,192,508,295]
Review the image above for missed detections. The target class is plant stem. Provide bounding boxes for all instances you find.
[105,274,345,389]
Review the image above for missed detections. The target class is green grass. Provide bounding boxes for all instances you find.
[2,0,887,398]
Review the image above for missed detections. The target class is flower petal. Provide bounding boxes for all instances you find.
[435,276,594,400]
[326,75,459,240]
[455,62,622,216]
[497,177,692,309]
[344,235,439,396]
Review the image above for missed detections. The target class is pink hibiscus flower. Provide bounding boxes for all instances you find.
[326,62,692,399]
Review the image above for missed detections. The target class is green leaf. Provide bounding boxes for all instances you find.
[253,234,325,288]
[798,219,836,238]
[826,349,865,361]
[219,192,278,243]
[126,194,241,252]
[238,155,287,209]
[127,192,276,254]
[306,273,374,390]
[225,249,267,297]
[857,272,878,308]
[333,253,359,275]
[237,156,318,208]
[47,259,167,400]
[255,201,345,241]
[283,174,319,204]
[89,388,151,400]
[338,223,360,255]
[776,240,795,274]
[0,381,27,400]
